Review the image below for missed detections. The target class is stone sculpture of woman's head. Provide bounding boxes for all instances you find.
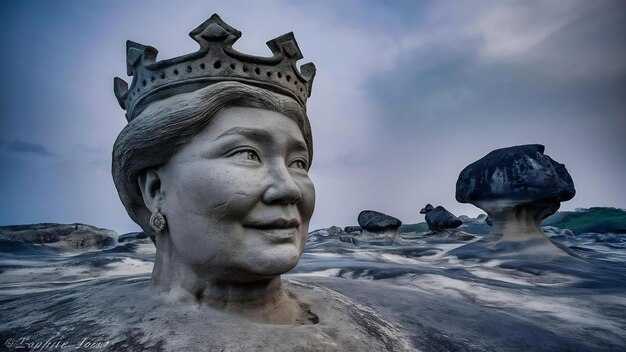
[111,14,316,324]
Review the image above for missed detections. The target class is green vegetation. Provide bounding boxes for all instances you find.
[399,222,429,233]
[543,207,626,235]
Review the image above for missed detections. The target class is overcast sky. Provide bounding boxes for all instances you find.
[1,0,625,233]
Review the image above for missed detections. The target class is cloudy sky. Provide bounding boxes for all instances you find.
[1,0,625,233]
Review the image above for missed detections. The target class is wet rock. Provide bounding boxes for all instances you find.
[118,232,150,244]
[344,226,362,234]
[420,204,462,231]
[358,211,403,243]
[455,144,576,260]
[456,144,575,204]
[0,223,117,252]
[358,210,402,232]
[327,226,343,236]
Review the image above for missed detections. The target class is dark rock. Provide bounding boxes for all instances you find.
[327,226,343,236]
[419,204,434,214]
[455,144,576,260]
[309,226,351,239]
[456,144,575,204]
[455,232,476,241]
[420,205,462,231]
[357,210,402,232]
[0,223,117,252]
[118,232,149,243]
[344,226,362,234]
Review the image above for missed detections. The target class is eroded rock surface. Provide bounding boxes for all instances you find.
[455,144,576,260]
[0,223,117,252]
[420,204,462,231]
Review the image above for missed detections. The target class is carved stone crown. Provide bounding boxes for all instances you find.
[114,14,316,121]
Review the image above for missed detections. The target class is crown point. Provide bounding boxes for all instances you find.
[190,14,241,47]
[113,77,129,109]
[201,22,229,40]
[282,40,299,58]
[125,41,158,75]
[267,32,303,60]
[300,63,316,79]
[117,14,314,120]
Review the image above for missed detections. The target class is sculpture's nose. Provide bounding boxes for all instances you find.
[262,162,302,205]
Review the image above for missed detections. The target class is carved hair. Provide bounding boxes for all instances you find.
[112,81,312,239]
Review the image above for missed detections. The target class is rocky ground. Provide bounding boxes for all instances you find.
[1,210,625,351]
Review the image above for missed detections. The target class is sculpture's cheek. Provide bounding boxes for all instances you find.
[297,177,315,222]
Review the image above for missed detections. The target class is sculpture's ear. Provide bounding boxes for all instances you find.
[138,168,163,213]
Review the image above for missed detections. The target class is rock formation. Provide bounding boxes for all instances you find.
[344,226,362,234]
[419,204,462,231]
[118,231,150,244]
[357,210,403,242]
[456,144,576,259]
[0,223,117,252]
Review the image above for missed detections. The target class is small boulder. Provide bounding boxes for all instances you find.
[358,210,402,232]
[327,226,343,236]
[344,226,362,234]
[420,204,462,231]
[357,210,403,243]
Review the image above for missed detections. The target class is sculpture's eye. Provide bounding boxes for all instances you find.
[232,149,260,162]
[290,159,307,170]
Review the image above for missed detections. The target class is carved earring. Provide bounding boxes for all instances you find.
[150,212,167,234]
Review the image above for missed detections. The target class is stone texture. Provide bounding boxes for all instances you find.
[118,231,150,243]
[344,226,362,234]
[455,144,576,260]
[357,210,402,232]
[456,144,575,204]
[420,204,462,231]
[0,223,117,252]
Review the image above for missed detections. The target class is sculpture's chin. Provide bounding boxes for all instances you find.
[248,243,302,277]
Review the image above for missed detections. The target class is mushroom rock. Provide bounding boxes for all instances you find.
[357,210,403,242]
[455,144,576,259]
[420,204,462,231]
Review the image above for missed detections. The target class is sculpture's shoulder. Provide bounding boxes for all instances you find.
[1,276,412,351]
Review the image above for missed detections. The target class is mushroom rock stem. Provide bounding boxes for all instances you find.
[477,200,560,241]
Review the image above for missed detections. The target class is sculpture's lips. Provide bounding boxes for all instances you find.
[243,219,300,242]
[243,218,299,230]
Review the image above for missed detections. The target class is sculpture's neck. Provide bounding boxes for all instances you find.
[150,234,307,324]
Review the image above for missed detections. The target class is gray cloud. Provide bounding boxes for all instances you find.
[354,0,626,219]
[2,139,55,157]
[0,0,624,231]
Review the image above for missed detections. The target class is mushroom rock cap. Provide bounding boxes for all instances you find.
[456,144,575,204]
[357,210,402,232]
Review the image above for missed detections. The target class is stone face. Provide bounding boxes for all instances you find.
[420,204,462,231]
[455,144,576,259]
[456,144,575,204]
[357,210,402,232]
[111,14,318,325]
[0,223,117,252]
